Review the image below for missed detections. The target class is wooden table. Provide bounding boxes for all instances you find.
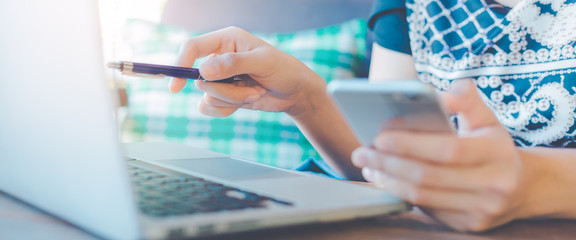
[2,191,575,240]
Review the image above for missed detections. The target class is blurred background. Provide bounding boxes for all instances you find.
[99,0,165,63]
[96,0,373,170]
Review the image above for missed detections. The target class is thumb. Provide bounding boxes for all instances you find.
[442,79,500,131]
[200,51,261,81]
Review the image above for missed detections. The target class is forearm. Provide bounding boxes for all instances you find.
[517,147,576,219]
[369,43,417,81]
[288,78,363,180]
[284,43,418,180]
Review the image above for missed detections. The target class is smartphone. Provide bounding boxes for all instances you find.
[327,79,454,146]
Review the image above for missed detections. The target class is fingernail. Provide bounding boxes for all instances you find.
[362,167,375,181]
[352,148,369,166]
[449,79,470,96]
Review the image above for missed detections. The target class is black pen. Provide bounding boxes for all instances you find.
[106,61,244,83]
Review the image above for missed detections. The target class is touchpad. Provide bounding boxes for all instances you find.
[160,158,301,181]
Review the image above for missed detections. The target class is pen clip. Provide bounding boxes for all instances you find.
[121,72,167,79]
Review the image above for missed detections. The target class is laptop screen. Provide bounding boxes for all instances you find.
[0,0,140,238]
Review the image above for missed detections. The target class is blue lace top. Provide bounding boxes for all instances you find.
[370,0,576,148]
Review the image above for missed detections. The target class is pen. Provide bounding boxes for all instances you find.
[106,61,244,83]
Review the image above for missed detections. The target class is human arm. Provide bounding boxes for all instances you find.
[369,42,417,81]
[367,0,416,82]
[169,0,422,179]
[351,79,576,231]
[170,27,364,180]
[515,147,576,220]
[172,31,424,180]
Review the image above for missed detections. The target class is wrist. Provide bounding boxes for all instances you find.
[514,148,576,219]
[512,149,542,220]
[284,71,329,120]
[283,75,363,180]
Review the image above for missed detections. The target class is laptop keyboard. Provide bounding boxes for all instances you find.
[128,165,293,217]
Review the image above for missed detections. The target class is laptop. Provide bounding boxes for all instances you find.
[0,0,408,239]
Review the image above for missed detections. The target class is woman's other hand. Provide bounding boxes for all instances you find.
[352,80,528,231]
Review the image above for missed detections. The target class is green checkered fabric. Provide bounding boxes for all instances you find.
[121,18,368,169]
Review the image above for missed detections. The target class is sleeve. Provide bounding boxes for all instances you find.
[368,0,411,54]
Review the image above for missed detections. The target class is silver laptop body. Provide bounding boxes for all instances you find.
[0,0,408,239]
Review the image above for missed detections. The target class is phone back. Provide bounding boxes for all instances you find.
[327,80,453,145]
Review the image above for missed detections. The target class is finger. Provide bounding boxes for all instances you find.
[421,205,512,232]
[443,79,500,131]
[176,27,251,68]
[169,77,188,93]
[363,168,482,211]
[353,147,483,190]
[197,96,240,117]
[372,131,487,165]
[199,50,271,81]
[417,208,481,232]
[171,27,252,93]
[173,27,270,93]
[202,94,243,108]
[195,80,266,105]
[200,92,267,111]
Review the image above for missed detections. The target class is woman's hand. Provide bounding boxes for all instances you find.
[172,27,364,180]
[171,27,327,118]
[351,80,529,231]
